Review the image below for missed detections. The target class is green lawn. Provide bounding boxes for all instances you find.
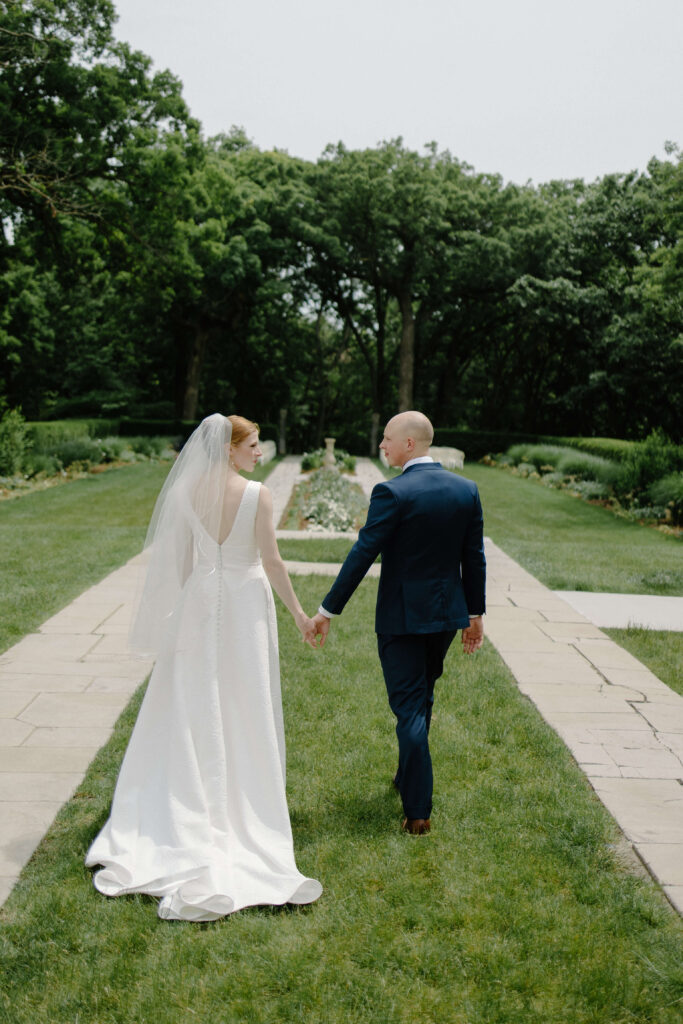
[1,577,682,1023]
[278,538,358,563]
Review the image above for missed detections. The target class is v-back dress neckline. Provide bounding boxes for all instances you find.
[217,479,254,546]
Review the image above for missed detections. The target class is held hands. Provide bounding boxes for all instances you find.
[461,616,484,655]
[309,612,331,648]
[295,611,330,649]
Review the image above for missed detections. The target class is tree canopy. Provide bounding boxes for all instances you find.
[1,1,681,447]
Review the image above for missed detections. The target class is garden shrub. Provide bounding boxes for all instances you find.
[507,443,567,470]
[556,437,636,462]
[648,472,683,524]
[52,438,104,468]
[570,479,611,500]
[616,430,683,497]
[0,407,32,475]
[555,450,621,486]
[127,435,167,457]
[99,436,127,461]
[540,472,565,488]
[25,452,60,477]
[301,448,355,472]
[119,418,199,439]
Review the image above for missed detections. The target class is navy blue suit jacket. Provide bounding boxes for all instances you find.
[322,462,486,634]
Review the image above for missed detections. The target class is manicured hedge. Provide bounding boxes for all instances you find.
[118,418,197,440]
[27,419,121,452]
[555,436,636,462]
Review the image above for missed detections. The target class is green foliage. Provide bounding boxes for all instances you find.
[118,419,199,438]
[557,436,636,462]
[126,436,168,457]
[0,407,32,475]
[648,473,683,524]
[99,436,127,461]
[554,450,621,486]
[507,443,568,470]
[51,437,104,468]
[300,448,356,472]
[570,479,611,501]
[505,443,621,487]
[501,435,683,519]
[24,452,60,478]
[27,419,120,452]
[616,430,683,496]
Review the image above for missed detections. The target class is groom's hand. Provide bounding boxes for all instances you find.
[312,612,331,648]
[461,616,484,654]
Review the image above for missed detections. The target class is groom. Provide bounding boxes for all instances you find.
[311,411,486,835]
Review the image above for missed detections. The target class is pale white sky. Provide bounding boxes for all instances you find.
[113,0,682,185]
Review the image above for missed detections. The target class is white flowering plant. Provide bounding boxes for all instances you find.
[283,468,367,531]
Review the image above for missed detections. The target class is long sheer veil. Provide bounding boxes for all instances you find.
[129,413,233,653]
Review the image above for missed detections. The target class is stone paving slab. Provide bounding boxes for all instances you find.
[556,591,683,631]
[1,457,682,920]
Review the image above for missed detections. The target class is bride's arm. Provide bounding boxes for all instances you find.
[255,485,316,644]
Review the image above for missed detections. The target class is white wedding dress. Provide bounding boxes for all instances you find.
[86,480,322,921]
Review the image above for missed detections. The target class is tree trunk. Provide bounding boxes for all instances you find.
[182,325,208,421]
[397,289,415,411]
[278,408,287,455]
[369,411,380,456]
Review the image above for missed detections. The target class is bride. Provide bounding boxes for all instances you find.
[86,413,323,921]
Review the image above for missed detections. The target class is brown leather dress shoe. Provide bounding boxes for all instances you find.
[402,817,431,835]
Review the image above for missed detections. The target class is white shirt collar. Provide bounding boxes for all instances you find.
[402,455,434,472]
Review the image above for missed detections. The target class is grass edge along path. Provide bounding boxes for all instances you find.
[1,578,682,1023]
[462,462,682,598]
[603,627,683,697]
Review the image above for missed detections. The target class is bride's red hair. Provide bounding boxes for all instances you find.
[228,415,259,446]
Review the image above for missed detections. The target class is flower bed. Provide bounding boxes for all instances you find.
[484,434,683,533]
[281,467,368,531]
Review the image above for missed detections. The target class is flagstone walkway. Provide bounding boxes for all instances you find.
[1,458,681,915]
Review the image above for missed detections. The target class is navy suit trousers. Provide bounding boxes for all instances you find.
[377,630,456,820]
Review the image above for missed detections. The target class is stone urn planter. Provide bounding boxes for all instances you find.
[323,437,337,469]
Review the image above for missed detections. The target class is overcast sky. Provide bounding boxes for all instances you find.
[112,0,682,186]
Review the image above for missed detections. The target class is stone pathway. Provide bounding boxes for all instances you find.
[484,540,683,916]
[264,455,306,527]
[1,456,681,915]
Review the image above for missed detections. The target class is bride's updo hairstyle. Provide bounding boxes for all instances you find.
[228,415,259,446]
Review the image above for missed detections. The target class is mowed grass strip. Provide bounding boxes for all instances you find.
[1,577,682,1024]
[0,459,276,655]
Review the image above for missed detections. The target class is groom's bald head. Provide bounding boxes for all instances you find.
[380,411,434,468]
[388,411,433,449]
